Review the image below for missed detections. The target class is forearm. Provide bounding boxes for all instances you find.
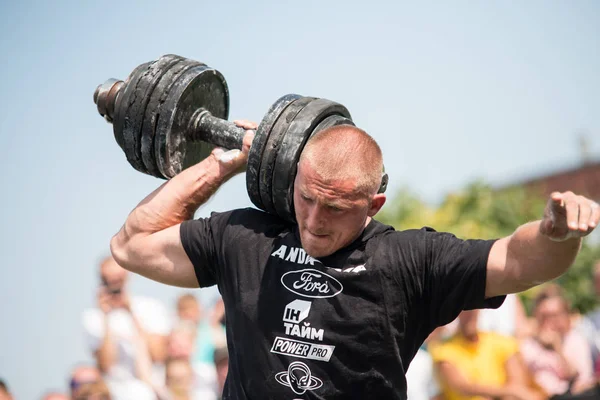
[111,156,229,272]
[505,221,581,292]
[96,318,117,373]
[120,156,225,239]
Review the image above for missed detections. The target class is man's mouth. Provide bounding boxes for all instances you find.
[307,231,329,238]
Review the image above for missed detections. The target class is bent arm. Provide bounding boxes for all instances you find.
[485,221,581,298]
[110,155,234,288]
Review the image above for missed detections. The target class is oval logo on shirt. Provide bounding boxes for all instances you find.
[281,269,344,298]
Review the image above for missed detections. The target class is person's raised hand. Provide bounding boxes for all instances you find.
[540,191,600,241]
[211,120,257,179]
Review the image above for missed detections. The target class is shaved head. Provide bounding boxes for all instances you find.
[300,125,383,196]
[294,125,386,257]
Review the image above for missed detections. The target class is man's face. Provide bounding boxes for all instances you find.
[293,160,373,258]
[535,297,570,335]
[100,259,127,294]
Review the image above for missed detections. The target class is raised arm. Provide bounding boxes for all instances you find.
[110,123,256,288]
[486,191,599,298]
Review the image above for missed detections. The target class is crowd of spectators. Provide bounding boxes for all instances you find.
[407,260,600,400]
[2,257,600,399]
[2,256,230,400]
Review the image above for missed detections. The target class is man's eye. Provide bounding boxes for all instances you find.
[302,195,313,202]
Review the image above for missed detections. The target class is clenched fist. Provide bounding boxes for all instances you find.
[540,191,600,241]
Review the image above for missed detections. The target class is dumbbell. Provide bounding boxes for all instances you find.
[93,54,384,223]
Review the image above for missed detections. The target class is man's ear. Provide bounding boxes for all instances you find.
[367,194,386,217]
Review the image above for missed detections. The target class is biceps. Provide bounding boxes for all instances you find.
[113,224,198,288]
[486,237,526,298]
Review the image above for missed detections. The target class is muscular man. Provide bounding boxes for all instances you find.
[110,121,599,399]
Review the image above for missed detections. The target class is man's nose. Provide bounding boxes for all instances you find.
[306,205,326,231]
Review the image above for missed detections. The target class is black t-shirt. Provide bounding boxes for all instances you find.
[180,208,504,400]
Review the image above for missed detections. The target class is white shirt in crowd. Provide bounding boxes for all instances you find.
[82,295,172,400]
[406,348,440,400]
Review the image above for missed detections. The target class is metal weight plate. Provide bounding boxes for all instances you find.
[122,55,183,174]
[155,65,230,178]
[246,94,301,211]
[310,114,355,138]
[258,96,314,215]
[141,58,205,177]
[272,99,352,222]
[113,62,151,151]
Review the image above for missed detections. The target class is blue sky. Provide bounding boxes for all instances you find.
[0,1,599,398]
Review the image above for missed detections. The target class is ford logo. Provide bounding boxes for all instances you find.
[281,269,343,299]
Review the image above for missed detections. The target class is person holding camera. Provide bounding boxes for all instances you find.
[82,256,172,400]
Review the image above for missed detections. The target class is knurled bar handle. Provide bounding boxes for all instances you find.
[190,109,247,150]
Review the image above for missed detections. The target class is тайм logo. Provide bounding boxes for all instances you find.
[281,269,343,299]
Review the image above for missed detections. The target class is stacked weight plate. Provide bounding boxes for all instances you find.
[96,54,355,223]
[111,55,229,179]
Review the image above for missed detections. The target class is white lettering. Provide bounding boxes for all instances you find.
[271,245,287,259]
[270,336,335,362]
[283,323,324,341]
[297,249,306,264]
[285,247,299,262]
[283,300,311,324]
[292,272,331,294]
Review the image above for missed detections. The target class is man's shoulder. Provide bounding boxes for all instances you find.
[211,207,292,236]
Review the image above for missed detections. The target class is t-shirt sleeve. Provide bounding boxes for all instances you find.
[180,210,234,288]
[395,228,505,330]
[425,229,505,327]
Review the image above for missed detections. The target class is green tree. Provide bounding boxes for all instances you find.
[378,181,600,314]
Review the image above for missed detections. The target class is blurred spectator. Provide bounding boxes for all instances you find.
[162,357,196,400]
[435,294,533,340]
[576,260,600,377]
[478,293,533,339]
[431,309,545,400]
[521,284,595,397]
[213,345,229,400]
[69,364,102,398]
[73,381,112,400]
[40,392,69,400]
[137,321,219,399]
[176,294,226,366]
[82,256,172,400]
[405,345,441,400]
[0,379,13,400]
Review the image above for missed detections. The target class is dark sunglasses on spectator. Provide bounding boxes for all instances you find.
[70,378,98,391]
